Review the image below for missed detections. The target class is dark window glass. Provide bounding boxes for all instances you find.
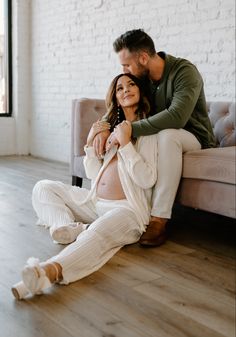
[0,0,12,116]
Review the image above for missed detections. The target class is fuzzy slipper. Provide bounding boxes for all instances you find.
[51,222,87,244]
[21,257,52,295]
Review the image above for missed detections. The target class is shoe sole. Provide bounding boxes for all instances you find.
[11,287,20,300]
[139,233,167,247]
[51,224,85,244]
[51,227,74,244]
[11,281,29,300]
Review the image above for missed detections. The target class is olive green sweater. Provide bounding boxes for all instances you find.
[132,53,216,149]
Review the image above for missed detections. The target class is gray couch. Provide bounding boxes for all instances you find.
[71,99,236,219]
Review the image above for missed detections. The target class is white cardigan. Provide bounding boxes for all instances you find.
[83,134,158,231]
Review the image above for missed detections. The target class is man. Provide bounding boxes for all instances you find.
[94,29,216,247]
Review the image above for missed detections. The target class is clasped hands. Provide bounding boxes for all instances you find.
[87,120,132,158]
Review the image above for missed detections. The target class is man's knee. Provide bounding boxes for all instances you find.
[157,128,179,140]
[157,129,182,148]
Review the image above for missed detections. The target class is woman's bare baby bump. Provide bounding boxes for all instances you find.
[96,155,126,200]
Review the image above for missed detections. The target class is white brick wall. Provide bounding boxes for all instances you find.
[0,117,16,155]
[14,0,31,155]
[0,0,235,162]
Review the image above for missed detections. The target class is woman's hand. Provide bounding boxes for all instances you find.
[113,120,132,148]
[105,132,118,151]
[86,120,110,147]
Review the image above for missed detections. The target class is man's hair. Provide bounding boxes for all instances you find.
[113,29,156,56]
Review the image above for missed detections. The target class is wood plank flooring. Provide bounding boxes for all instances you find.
[0,155,235,337]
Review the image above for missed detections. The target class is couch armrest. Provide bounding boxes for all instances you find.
[71,98,106,157]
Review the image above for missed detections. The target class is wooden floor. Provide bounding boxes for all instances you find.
[0,156,235,337]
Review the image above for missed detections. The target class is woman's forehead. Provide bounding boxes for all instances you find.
[117,75,133,85]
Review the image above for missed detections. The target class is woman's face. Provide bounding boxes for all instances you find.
[115,75,140,109]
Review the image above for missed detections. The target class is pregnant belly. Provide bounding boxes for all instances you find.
[96,155,126,200]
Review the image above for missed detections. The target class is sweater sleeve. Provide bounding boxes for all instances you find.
[132,63,203,137]
[83,146,103,180]
[118,136,157,189]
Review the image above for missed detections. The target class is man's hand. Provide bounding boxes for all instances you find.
[87,121,110,148]
[93,129,111,157]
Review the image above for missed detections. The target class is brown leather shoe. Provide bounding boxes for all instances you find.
[139,218,168,247]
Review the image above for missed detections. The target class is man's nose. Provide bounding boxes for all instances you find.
[123,66,130,74]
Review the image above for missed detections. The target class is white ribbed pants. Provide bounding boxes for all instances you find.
[32,180,141,284]
[151,129,201,218]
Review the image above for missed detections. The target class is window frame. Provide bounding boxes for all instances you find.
[0,0,12,117]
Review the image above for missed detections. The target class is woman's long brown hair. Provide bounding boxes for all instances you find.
[104,73,150,131]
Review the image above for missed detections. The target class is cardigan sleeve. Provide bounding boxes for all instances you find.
[118,136,157,189]
[83,146,103,180]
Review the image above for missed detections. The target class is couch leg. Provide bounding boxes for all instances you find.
[72,176,83,187]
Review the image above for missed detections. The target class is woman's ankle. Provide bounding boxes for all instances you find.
[42,262,62,283]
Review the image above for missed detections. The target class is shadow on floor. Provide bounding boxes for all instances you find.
[168,204,236,256]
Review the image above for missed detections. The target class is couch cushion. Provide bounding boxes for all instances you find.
[182,146,236,184]
[207,102,236,147]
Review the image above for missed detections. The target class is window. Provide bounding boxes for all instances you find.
[0,0,12,116]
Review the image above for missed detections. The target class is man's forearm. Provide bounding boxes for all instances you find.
[132,84,202,137]
[132,105,189,137]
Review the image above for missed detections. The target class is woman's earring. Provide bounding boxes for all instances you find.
[117,106,121,123]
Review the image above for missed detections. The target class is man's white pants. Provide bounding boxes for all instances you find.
[32,181,141,284]
[151,129,201,219]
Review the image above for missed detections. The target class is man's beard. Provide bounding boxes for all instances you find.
[135,64,153,108]
[136,64,149,80]
[136,64,150,90]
